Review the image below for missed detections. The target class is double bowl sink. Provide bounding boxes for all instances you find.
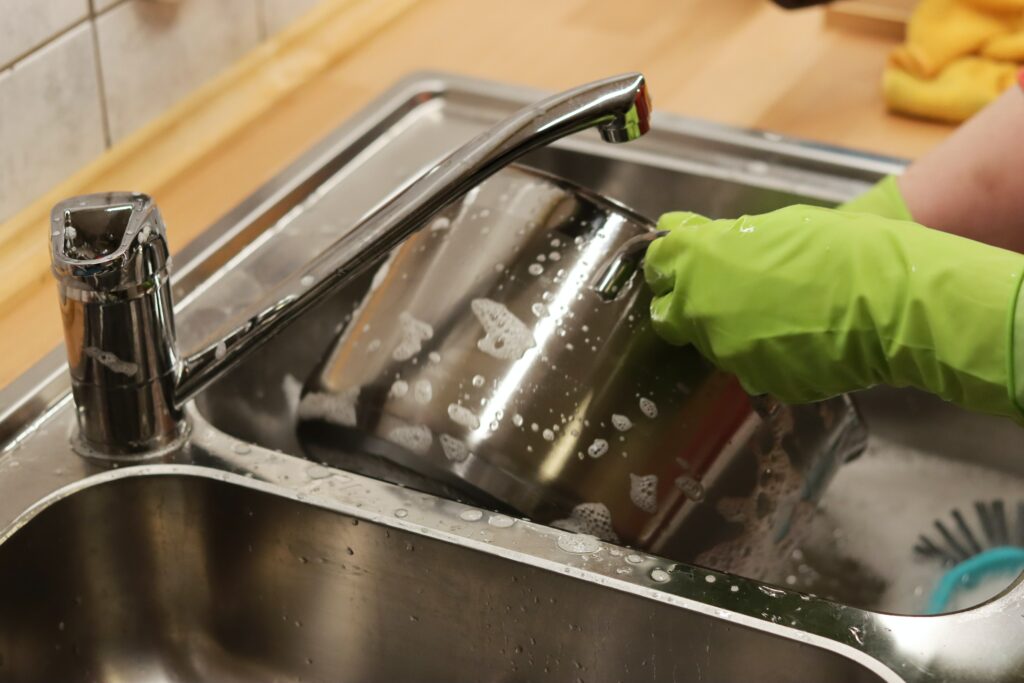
[1,73,1023,682]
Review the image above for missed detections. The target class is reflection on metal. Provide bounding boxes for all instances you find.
[48,73,651,457]
[301,165,866,578]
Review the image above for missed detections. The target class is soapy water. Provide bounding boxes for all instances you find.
[439,433,471,462]
[551,502,618,542]
[386,423,433,454]
[470,298,536,360]
[459,509,484,522]
[629,473,659,514]
[392,312,433,361]
[587,438,609,459]
[389,380,409,398]
[298,387,359,427]
[639,398,658,419]
[447,403,481,430]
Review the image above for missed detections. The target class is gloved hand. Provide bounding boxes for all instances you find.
[838,175,913,221]
[644,206,1024,422]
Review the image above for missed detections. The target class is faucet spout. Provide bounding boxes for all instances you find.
[50,73,652,457]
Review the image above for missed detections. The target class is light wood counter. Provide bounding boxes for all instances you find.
[0,0,951,389]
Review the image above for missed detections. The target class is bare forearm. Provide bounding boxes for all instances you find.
[898,84,1024,253]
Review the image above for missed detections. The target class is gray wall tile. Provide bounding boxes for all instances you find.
[262,0,322,36]
[0,24,105,223]
[96,0,261,142]
[0,0,89,68]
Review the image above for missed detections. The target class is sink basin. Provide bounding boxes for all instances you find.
[3,72,1024,681]
[0,469,889,682]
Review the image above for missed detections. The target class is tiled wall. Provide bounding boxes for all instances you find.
[0,0,323,224]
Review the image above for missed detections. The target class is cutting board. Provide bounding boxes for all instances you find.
[826,0,916,39]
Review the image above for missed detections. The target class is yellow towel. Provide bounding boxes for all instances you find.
[884,0,1024,123]
[884,57,1018,123]
[891,0,1017,77]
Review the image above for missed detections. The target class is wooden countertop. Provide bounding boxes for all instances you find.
[0,0,951,389]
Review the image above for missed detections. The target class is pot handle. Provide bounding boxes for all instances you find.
[591,230,668,301]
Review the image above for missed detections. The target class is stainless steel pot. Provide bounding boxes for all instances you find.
[298,165,867,579]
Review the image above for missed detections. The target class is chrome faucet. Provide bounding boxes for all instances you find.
[49,73,652,457]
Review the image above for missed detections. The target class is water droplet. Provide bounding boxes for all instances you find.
[650,569,670,583]
[625,554,643,564]
[488,514,515,528]
[394,509,408,518]
[460,509,484,522]
[305,464,332,479]
[557,533,601,554]
[231,442,251,455]
[300,274,315,287]
[472,374,485,387]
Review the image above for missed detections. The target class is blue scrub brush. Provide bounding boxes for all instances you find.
[914,501,1024,614]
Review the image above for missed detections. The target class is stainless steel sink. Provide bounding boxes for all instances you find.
[0,467,888,682]
[3,72,1024,682]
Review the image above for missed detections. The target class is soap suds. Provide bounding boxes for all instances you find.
[470,298,536,360]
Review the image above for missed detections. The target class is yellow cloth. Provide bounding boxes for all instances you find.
[884,0,1024,123]
[884,57,1018,123]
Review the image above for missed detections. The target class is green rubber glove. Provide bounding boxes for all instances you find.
[644,205,1024,422]
[838,175,913,221]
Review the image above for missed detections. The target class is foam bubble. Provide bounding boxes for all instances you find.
[386,424,433,454]
[471,374,485,387]
[639,397,658,419]
[629,473,659,513]
[551,502,618,542]
[414,379,433,404]
[298,387,359,427]
[587,438,609,459]
[542,428,555,442]
[611,414,632,432]
[470,299,536,360]
[393,312,433,361]
[439,434,470,462]
[389,380,409,398]
[447,403,481,430]
[429,216,451,231]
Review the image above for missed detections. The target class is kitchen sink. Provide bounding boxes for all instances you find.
[2,72,1024,681]
[0,468,888,682]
